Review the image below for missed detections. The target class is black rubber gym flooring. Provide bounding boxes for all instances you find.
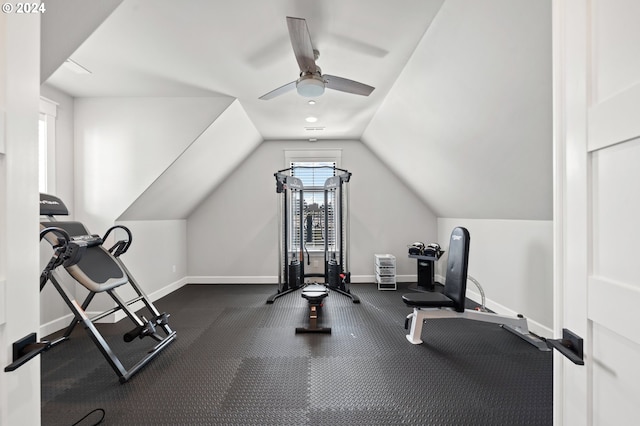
[41,283,552,425]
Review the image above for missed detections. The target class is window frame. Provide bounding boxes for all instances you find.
[284,150,342,253]
[39,97,58,194]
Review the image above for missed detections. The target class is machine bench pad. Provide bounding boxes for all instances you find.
[402,292,455,308]
[301,284,329,303]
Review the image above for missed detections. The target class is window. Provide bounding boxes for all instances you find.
[291,161,336,251]
[39,97,57,194]
[284,149,342,253]
[38,114,47,192]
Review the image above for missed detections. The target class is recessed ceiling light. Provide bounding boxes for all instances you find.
[305,116,318,123]
[308,100,316,105]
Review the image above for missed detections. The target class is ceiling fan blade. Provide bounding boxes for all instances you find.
[286,17,317,73]
[324,75,375,96]
[259,80,297,100]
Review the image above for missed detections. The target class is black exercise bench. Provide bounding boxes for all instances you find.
[402,227,547,350]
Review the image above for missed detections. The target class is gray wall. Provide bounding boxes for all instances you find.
[437,218,553,334]
[35,0,554,342]
[187,140,438,282]
[361,0,554,333]
[362,0,552,219]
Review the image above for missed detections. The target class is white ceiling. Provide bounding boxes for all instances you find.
[43,0,553,221]
[45,0,444,140]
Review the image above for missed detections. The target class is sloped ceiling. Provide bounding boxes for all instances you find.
[43,0,552,222]
[73,96,236,229]
[118,100,262,220]
[44,0,444,138]
[41,0,123,82]
[362,0,552,219]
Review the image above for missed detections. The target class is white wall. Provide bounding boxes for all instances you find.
[0,12,41,426]
[32,96,232,325]
[437,218,553,334]
[69,96,233,312]
[114,220,188,305]
[118,100,262,221]
[39,84,76,334]
[187,139,437,283]
[41,94,263,333]
[73,96,234,232]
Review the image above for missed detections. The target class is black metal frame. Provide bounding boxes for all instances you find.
[267,167,358,304]
[323,172,358,302]
[267,173,305,303]
[40,223,176,383]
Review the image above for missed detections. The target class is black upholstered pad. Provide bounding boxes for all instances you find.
[40,193,69,216]
[442,227,470,312]
[401,226,470,312]
[40,221,128,292]
[402,292,455,308]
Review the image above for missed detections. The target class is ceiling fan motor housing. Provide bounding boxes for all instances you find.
[296,73,325,97]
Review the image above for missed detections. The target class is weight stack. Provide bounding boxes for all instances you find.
[327,259,340,289]
[288,260,302,289]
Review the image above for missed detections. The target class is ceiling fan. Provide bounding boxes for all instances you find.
[259,17,375,100]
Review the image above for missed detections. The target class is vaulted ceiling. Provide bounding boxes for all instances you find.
[42,0,552,221]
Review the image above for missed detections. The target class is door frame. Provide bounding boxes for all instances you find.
[552,0,590,424]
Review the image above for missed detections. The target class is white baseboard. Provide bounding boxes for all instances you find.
[187,276,278,284]
[149,277,188,300]
[109,276,189,323]
[39,277,189,333]
[40,274,553,339]
[39,313,75,337]
[187,275,417,285]
[350,274,416,283]
[465,288,553,337]
[350,275,373,283]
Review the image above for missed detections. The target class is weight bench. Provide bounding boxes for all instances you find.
[402,227,547,350]
[39,193,177,383]
[296,283,331,334]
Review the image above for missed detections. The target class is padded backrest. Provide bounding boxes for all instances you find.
[443,227,470,312]
[40,193,69,216]
[40,221,128,293]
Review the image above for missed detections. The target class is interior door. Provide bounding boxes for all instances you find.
[554,0,640,424]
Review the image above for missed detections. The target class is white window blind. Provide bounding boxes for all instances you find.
[290,162,336,251]
[291,162,335,187]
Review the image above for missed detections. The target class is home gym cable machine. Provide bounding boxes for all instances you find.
[267,165,359,304]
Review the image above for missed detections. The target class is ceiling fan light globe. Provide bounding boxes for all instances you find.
[296,75,325,97]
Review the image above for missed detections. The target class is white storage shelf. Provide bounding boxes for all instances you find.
[375,254,396,268]
[375,264,396,276]
[374,254,396,290]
